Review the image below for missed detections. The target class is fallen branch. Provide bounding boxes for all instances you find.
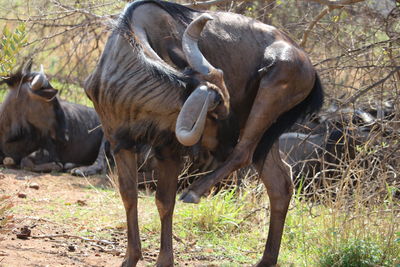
[32,234,116,245]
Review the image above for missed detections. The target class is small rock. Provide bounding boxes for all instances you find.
[17,192,27,198]
[0,174,5,179]
[29,183,40,190]
[16,226,31,239]
[68,245,76,252]
[15,176,26,181]
[76,200,87,206]
[95,253,100,257]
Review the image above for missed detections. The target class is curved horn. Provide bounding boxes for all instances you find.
[355,109,375,124]
[31,74,45,91]
[31,65,47,91]
[175,85,218,146]
[182,14,215,75]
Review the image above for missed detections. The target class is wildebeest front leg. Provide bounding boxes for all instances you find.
[254,142,292,267]
[114,149,142,266]
[20,149,63,172]
[154,147,180,267]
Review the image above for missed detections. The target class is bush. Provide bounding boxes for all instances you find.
[0,23,27,76]
[318,238,389,267]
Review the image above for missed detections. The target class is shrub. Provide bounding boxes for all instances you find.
[318,238,389,267]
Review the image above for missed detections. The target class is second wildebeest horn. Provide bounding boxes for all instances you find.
[175,85,218,146]
[182,14,215,75]
[31,65,46,91]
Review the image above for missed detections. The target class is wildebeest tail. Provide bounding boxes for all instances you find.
[253,73,324,164]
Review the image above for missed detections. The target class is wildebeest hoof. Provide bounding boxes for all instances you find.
[179,190,200,204]
[3,157,15,166]
[71,168,85,177]
[64,162,78,170]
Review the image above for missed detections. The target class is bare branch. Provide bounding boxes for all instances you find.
[303,0,366,6]
[314,36,400,66]
[341,66,400,106]
[300,0,367,47]
[300,6,333,47]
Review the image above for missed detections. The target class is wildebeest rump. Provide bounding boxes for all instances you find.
[0,61,107,176]
[85,1,323,266]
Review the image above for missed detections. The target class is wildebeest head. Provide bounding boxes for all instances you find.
[174,14,229,147]
[0,61,68,161]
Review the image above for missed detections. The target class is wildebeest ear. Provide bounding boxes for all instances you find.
[0,75,21,87]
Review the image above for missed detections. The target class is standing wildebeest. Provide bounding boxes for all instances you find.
[85,1,323,266]
[0,62,107,175]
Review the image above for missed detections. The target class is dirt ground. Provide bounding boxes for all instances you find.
[0,168,218,267]
[0,168,132,267]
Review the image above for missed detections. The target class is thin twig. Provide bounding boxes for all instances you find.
[341,66,400,106]
[32,234,116,245]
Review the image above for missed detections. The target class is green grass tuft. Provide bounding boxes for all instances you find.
[318,238,390,267]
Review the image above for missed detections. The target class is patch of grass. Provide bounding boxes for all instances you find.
[318,238,388,267]
[175,189,248,236]
[51,79,94,107]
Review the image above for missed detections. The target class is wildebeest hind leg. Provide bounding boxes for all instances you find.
[254,142,292,267]
[114,149,142,266]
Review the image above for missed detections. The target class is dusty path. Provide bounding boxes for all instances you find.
[0,169,133,267]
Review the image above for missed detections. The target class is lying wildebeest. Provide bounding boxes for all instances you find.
[280,105,377,192]
[0,62,107,176]
[280,129,363,186]
[84,1,323,266]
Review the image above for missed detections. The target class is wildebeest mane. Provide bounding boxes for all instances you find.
[116,0,200,99]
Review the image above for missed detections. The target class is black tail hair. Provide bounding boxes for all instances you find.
[253,73,324,164]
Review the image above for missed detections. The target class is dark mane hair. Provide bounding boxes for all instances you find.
[114,0,201,100]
